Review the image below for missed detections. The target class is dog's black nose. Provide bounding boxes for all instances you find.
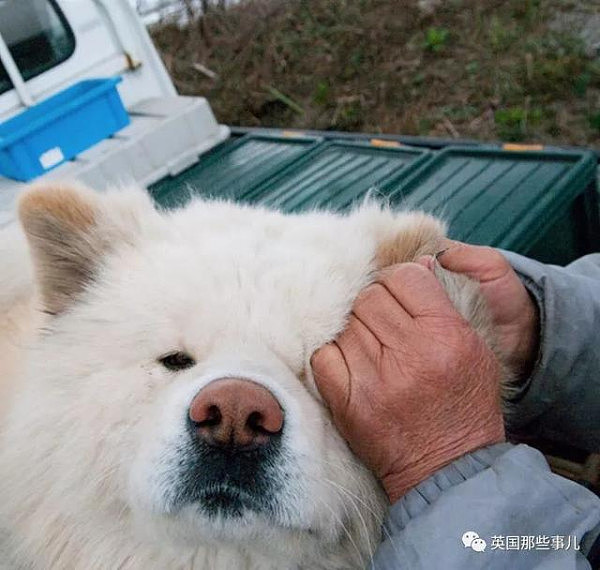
[189,378,284,450]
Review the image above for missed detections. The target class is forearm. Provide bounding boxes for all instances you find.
[372,444,600,569]
[500,252,600,451]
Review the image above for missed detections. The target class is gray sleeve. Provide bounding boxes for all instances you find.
[372,443,600,569]
[501,252,600,451]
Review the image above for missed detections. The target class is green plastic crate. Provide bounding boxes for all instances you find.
[241,140,430,212]
[149,133,321,208]
[384,146,599,264]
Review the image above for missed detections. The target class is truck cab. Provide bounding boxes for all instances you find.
[0,0,176,112]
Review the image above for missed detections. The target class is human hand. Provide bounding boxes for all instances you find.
[311,263,505,503]
[432,241,540,380]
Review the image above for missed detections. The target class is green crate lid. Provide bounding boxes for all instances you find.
[384,146,597,254]
[149,133,321,208]
[243,140,430,212]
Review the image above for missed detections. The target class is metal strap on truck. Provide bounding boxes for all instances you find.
[0,31,33,107]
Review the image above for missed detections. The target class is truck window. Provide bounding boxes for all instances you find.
[0,0,75,97]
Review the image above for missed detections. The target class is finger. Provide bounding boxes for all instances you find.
[311,343,350,409]
[437,240,509,283]
[336,314,381,368]
[352,282,413,344]
[378,262,456,318]
[347,313,381,357]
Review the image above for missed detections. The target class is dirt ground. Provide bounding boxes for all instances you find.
[150,0,600,147]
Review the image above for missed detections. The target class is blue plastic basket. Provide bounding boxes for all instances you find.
[0,77,130,182]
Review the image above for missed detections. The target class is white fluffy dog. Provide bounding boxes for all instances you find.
[0,183,494,570]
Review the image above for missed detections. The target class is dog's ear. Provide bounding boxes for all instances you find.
[374,211,446,268]
[18,183,158,314]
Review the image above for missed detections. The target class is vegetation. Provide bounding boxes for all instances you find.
[151,0,600,145]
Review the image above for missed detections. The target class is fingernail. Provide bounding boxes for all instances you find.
[435,247,451,261]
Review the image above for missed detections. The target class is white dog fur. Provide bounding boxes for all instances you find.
[0,183,497,570]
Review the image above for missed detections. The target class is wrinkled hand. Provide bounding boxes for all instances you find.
[433,240,540,379]
[311,263,505,503]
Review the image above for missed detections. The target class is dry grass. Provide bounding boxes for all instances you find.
[151,0,600,146]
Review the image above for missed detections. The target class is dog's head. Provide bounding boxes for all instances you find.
[3,184,445,568]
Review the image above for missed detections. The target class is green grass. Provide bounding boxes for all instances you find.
[494,106,544,142]
[424,27,450,53]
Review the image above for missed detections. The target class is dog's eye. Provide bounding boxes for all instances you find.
[159,351,196,371]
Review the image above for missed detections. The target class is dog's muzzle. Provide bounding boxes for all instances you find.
[174,377,285,518]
